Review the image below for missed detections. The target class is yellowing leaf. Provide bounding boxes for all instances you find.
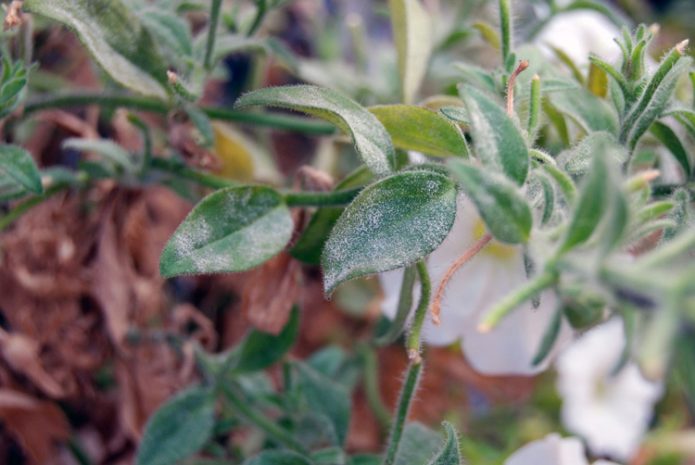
[213,123,280,183]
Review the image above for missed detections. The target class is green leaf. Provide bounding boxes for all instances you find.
[136,386,216,465]
[675,329,695,414]
[388,0,433,103]
[311,447,346,465]
[295,362,351,446]
[321,171,457,294]
[650,121,691,176]
[458,85,529,185]
[0,145,43,194]
[234,307,300,374]
[558,131,628,177]
[185,104,215,148]
[25,0,169,98]
[550,88,618,135]
[559,145,611,254]
[235,85,394,176]
[393,422,442,465]
[160,186,293,277]
[141,8,193,59]
[244,451,313,465]
[62,138,137,172]
[369,105,468,158]
[427,422,463,465]
[448,160,532,244]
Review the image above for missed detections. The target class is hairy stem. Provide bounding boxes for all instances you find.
[381,361,422,465]
[405,261,432,363]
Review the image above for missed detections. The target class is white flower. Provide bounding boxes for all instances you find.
[556,318,663,461]
[505,433,620,465]
[535,10,622,67]
[379,196,572,376]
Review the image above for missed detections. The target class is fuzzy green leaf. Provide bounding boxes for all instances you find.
[136,387,216,465]
[235,85,394,176]
[550,88,618,135]
[370,105,468,158]
[393,423,442,465]
[160,186,293,277]
[63,138,137,172]
[25,0,169,98]
[427,422,463,465]
[295,362,351,446]
[388,0,433,103]
[235,307,300,373]
[321,171,456,294]
[458,85,529,185]
[448,160,532,244]
[0,145,43,194]
[560,144,611,254]
[650,121,691,176]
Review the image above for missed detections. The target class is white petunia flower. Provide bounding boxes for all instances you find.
[535,10,622,67]
[504,433,620,465]
[556,318,663,461]
[380,196,572,376]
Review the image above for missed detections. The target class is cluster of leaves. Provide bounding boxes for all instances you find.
[1,0,694,464]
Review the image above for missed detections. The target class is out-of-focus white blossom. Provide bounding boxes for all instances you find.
[556,319,663,461]
[536,11,622,66]
[380,196,572,376]
[505,434,620,465]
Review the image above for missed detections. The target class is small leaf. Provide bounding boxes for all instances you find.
[244,451,313,465]
[448,160,532,244]
[160,186,293,277]
[393,422,442,465]
[471,21,500,50]
[650,121,691,176]
[235,85,394,176]
[234,306,300,373]
[550,88,618,135]
[0,145,42,194]
[458,85,529,185]
[559,145,611,254]
[587,61,609,97]
[558,131,628,177]
[185,104,215,147]
[295,362,351,446]
[388,0,433,103]
[369,105,468,158]
[136,387,216,465]
[25,0,169,98]
[141,8,193,58]
[427,422,463,465]
[321,171,457,294]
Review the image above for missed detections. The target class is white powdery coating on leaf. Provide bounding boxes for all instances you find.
[322,171,456,293]
[163,187,293,275]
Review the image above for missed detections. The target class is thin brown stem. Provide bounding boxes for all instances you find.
[430,233,492,325]
[506,60,529,115]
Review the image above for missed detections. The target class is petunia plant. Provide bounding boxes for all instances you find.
[1,0,694,464]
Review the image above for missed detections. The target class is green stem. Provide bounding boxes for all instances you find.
[284,187,361,207]
[499,0,512,65]
[375,265,417,346]
[405,261,431,361]
[204,0,224,70]
[478,272,556,331]
[382,361,422,465]
[221,383,307,454]
[360,344,392,431]
[247,0,267,36]
[23,94,336,135]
